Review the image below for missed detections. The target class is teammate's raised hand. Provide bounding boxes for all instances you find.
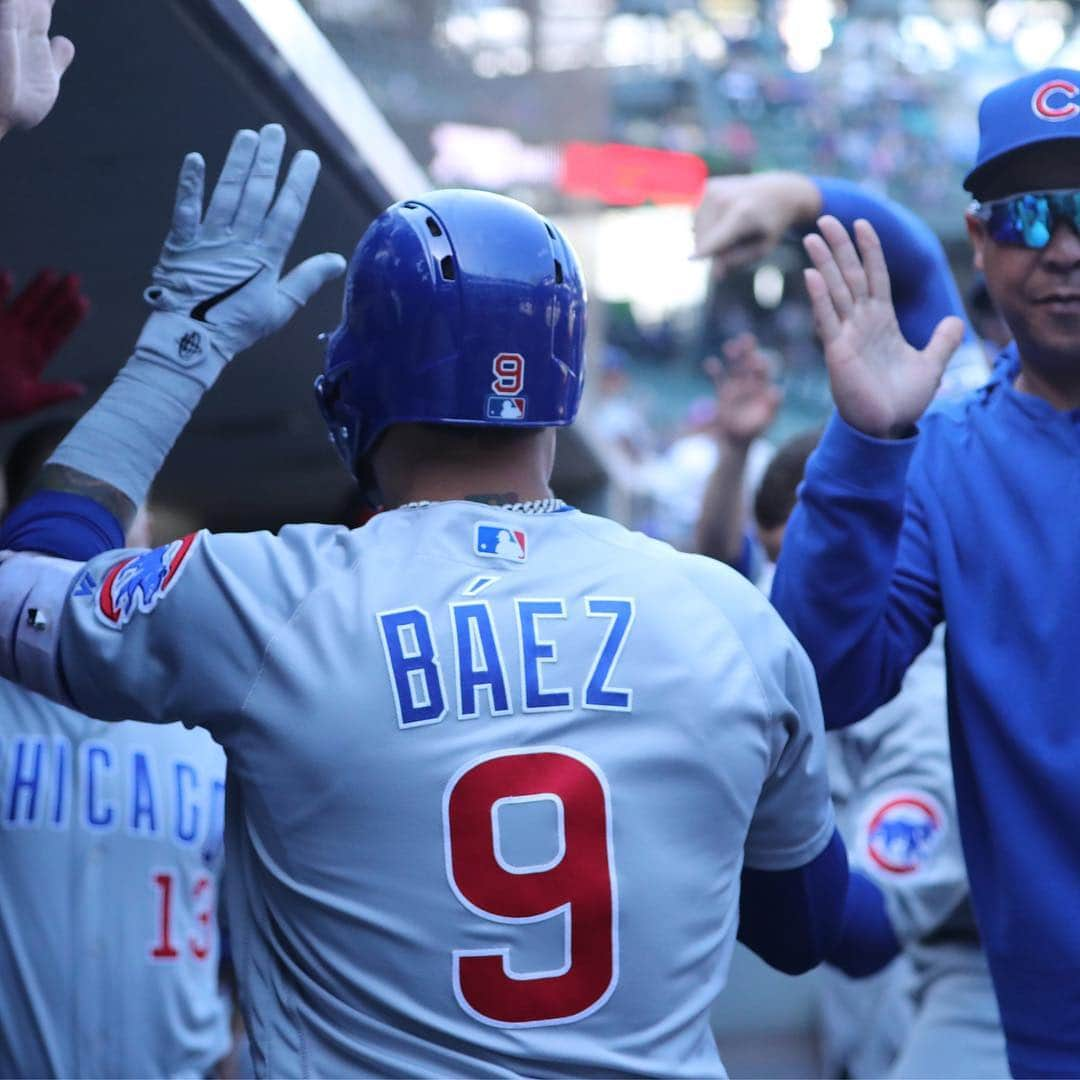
[0,269,87,419]
[705,333,782,448]
[144,124,346,361]
[0,0,74,138]
[693,171,820,277]
[803,217,965,439]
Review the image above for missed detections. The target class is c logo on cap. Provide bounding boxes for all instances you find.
[1032,79,1080,121]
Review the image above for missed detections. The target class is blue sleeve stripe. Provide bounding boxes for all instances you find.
[0,490,126,561]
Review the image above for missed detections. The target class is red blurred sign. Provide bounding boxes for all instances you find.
[558,141,707,206]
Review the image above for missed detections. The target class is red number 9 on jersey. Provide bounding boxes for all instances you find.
[443,747,618,1026]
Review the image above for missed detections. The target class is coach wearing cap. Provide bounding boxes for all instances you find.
[770,68,1080,1079]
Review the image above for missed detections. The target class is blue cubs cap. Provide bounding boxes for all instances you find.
[965,68,1080,194]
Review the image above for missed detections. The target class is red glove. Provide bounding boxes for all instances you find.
[0,269,88,419]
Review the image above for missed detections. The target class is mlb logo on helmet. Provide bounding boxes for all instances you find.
[96,533,199,629]
[474,523,527,562]
[866,793,944,875]
[485,396,526,420]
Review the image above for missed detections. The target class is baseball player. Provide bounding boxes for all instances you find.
[0,262,231,1075]
[0,420,230,1078]
[693,173,1007,1077]
[765,68,1080,1078]
[0,125,892,1077]
[749,437,1006,1079]
[0,657,230,1078]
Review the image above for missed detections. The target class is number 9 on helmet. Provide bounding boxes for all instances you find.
[314,189,588,480]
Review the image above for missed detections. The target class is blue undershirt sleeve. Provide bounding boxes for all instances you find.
[738,828,901,977]
[826,869,902,977]
[0,490,125,560]
[738,827,848,975]
[770,414,942,729]
[815,177,972,350]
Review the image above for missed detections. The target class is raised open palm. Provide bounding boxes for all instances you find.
[0,0,74,137]
[705,333,782,447]
[803,216,965,439]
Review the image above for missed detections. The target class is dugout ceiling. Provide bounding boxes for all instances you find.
[0,0,605,531]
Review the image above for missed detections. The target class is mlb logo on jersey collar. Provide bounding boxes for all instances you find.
[474,523,527,562]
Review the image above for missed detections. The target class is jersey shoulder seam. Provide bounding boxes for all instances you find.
[237,545,368,720]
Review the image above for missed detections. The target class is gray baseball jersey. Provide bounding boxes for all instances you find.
[0,679,229,1078]
[50,503,834,1078]
[821,628,1007,1079]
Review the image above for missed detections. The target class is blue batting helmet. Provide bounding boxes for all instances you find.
[314,189,587,477]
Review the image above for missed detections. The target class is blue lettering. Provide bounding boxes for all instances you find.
[452,601,511,718]
[377,608,447,727]
[5,737,44,825]
[583,598,635,711]
[174,762,199,844]
[202,777,226,865]
[130,751,159,835]
[516,599,573,712]
[50,736,70,828]
[84,743,115,829]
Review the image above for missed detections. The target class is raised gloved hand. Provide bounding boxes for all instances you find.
[0,0,75,138]
[138,123,346,379]
[0,269,87,419]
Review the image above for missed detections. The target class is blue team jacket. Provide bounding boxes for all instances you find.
[773,345,1080,1078]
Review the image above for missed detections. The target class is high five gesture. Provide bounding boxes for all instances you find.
[803,216,965,438]
[0,0,74,139]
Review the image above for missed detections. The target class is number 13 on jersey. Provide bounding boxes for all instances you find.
[443,747,618,1027]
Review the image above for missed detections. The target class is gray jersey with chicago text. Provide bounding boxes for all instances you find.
[52,503,834,1079]
[0,680,229,1078]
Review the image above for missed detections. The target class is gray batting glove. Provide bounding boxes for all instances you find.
[138,124,346,381]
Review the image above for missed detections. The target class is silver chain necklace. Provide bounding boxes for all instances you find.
[398,497,567,514]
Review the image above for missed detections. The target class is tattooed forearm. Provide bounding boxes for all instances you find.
[31,465,137,528]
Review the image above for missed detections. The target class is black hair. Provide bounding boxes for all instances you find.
[753,428,823,532]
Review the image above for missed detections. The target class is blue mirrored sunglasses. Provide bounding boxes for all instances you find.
[972,190,1080,249]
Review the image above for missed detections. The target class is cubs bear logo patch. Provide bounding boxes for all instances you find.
[865,792,945,875]
[96,533,199,629]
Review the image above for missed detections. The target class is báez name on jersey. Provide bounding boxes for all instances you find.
[377,596,635,727]
[96,534,200,629]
